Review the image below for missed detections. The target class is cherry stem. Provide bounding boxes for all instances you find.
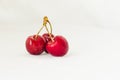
[43,16,54,42]
[43,16,52,34]
[35,25,44,39]
[45,25,54,42]
[47,21,52,34]
[35,16,53,41]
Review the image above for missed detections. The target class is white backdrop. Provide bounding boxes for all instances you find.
[0,0,105,26]
[0,0,120,80]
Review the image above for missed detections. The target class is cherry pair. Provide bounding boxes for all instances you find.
[25,16,69,57]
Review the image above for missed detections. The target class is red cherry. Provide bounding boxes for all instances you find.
[46,36,69,57]
[42,33,54,43]
[26,35,45,55]
[42,33,54,53]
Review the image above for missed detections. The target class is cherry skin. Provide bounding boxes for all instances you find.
[46,36,69,57]
[26,35,45,55]
[42,33,54,53]
[42,33,54,43]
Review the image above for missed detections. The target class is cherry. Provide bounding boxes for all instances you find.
[46,36,69,57]
[25,16,69,57]
[42,33,54,53]
[26,35,45,55]
[42,33,54,42]
[25,16,50,55]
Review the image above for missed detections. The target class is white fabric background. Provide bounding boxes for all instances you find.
[0,0,120,80]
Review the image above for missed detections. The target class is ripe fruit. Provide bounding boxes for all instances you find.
[42,33,54,43]
[25,16,69,57]
[26,35,45,55]
[46,36,69,57]
[42,33,54,53]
